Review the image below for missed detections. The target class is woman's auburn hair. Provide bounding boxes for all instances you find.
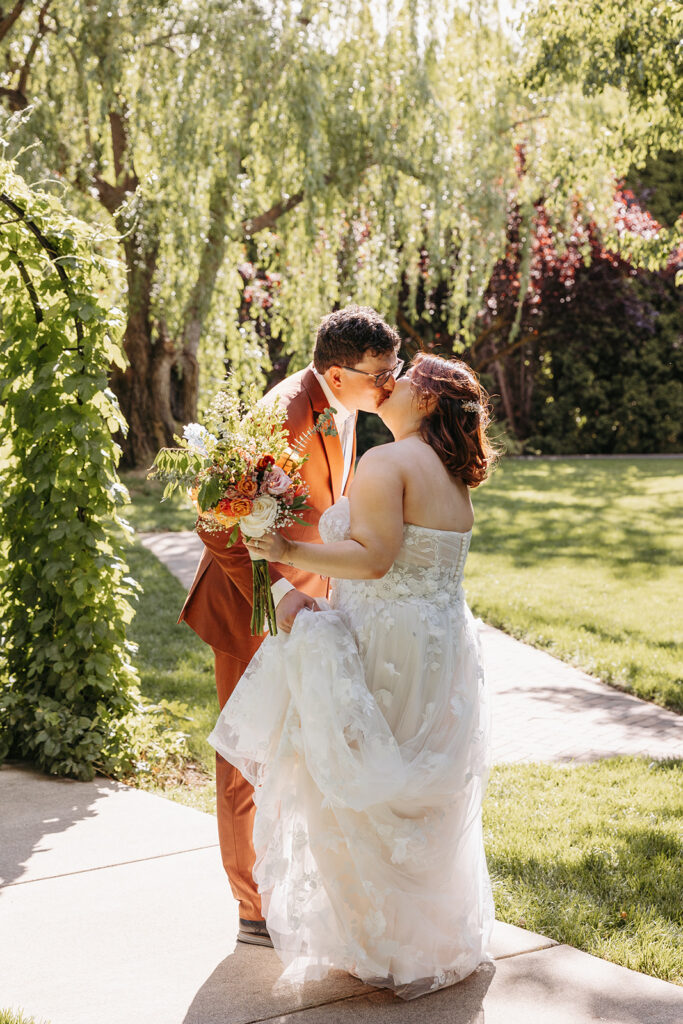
[409,352,499,487]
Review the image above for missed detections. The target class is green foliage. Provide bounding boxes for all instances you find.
[7,3,673,427]
[0,156,140,780]
[527,276,682,455]
[520,0,682,267]
[522,0,681,156]
[628,149,683,230]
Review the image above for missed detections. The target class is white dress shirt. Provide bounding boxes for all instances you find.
[270,366,355,611]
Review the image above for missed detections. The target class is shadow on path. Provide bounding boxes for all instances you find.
[183,944,494,1024]
[0,762,100,891]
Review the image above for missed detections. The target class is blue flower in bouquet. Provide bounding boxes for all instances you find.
[183,423,217,456]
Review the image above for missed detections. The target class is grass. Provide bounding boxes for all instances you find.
[124,540,683,983]
[466,456,683,712]
[0,1012,48,1024]
[120,469,195,533]
[126,542,217,778]
[483,757,682,985]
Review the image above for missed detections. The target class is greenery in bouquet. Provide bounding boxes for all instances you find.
[150,382,336,635]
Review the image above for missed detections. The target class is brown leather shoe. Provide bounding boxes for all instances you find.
[238,918,274,948]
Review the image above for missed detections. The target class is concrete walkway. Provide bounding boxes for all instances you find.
[140,531,682,765]
[2,764,682,1024]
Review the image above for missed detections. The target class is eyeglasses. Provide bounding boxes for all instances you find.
[340,359,404,389]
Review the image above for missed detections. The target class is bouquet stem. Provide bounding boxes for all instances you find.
[250,557,277,636]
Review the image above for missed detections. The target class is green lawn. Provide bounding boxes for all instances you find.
[120,469,196,533]
[126,542,216,776]
[466,456,682,712]
[125,539,682,984]
[484,758,682,985]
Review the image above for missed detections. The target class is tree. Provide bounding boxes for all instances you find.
[519,0,682,262]
[3,2,678,466]
[3,1,489,465]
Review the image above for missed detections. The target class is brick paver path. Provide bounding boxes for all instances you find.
[140,531,682,766]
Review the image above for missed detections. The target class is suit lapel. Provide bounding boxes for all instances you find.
[302,368,345,503]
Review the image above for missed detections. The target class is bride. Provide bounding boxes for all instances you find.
[208,352,498,1000]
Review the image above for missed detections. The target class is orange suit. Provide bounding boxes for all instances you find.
[179,367,355,919]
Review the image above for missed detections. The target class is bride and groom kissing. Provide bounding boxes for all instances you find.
[179,305,498,1000]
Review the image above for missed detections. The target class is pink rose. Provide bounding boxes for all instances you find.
[263,466,292,496]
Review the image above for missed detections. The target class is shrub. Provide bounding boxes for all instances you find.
[0,158,140,779]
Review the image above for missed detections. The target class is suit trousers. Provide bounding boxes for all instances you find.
[214,645,263,922]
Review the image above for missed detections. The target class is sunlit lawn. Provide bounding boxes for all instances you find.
[120,469,195,533]
[125,537,682,984]
[126,542,216,776]
[484,758,682,985]
[466,456,682,712]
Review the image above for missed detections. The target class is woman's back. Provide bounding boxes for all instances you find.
[390,436,475,534]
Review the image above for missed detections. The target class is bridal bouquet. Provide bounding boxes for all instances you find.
[150,383,336,636]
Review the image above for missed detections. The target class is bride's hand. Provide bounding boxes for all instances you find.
[244,530,289,562]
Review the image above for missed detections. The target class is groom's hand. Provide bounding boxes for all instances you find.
[275,588,319,633]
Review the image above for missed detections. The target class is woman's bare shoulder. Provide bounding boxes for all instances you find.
[356,441,408,473]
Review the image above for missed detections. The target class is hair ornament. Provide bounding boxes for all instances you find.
[460,400,482,414]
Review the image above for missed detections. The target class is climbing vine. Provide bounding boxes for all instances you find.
[0,155,140,780]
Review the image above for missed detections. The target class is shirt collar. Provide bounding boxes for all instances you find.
[311,366,353,425]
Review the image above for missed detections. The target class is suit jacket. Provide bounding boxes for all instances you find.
[178,367,356,657]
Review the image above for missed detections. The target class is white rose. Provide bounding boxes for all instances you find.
[240,494,279,538]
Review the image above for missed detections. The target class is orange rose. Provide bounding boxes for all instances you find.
[230,497,253,517]
[212,509,238,529]
[237,476,258,498]
[211,497,237,529]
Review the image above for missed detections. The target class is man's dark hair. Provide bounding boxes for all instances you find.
[313,305,401,373]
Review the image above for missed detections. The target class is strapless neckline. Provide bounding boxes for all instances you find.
[403,522,473,537]
[331,498,473,538]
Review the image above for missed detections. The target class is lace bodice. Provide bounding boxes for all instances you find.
[319,497,471,605]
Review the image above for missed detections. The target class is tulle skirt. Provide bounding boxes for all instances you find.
[208,594,494,999]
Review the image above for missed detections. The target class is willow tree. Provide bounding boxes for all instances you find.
[2,1,677,467]
[519,0,682,266]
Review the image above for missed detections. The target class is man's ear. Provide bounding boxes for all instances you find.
[326,366,344,391]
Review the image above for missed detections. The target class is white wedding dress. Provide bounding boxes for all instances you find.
[208,497,494,999]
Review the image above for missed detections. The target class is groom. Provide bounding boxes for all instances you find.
[179,305,403,945]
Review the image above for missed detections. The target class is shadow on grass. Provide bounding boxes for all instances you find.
[473,458,680,577]
[489,818,682,984]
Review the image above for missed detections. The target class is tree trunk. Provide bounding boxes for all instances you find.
[491,358,518,435]
[110,228,198,468]
[109,166,303,467]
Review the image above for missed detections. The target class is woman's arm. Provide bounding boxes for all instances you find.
[246,446,405,580]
